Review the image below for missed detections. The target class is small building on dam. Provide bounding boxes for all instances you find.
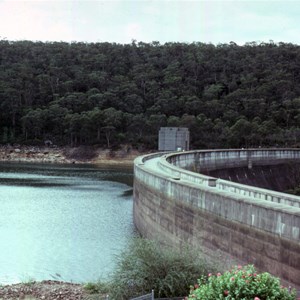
[158,127,190,151]
[133,148,300,290]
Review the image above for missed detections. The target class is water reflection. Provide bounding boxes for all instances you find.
[0,162,135,284]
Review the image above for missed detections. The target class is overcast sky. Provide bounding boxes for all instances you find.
[1,0,300,45]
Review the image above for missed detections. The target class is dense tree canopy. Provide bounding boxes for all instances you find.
[0,40,300,149]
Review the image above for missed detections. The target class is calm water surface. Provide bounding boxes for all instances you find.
[0,162,135,284]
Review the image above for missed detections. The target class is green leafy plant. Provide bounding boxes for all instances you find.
[108,237,216,300]
[186,264,296,300]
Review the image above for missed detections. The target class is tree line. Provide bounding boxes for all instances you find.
[0,39,300,149]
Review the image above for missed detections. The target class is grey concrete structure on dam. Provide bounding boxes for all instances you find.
[133,149,300,289]
[158,127,190,151]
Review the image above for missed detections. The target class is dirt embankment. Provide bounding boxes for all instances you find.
[0,145,143,165]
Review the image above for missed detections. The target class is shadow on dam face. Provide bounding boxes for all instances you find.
[201,162,300,194]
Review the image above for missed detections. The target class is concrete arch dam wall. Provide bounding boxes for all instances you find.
[204,163,300,193]
[133,149,300,289]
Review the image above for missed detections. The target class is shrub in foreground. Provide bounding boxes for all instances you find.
[83,281,110,295]
[109,237,216,300]
[186,264,296,300]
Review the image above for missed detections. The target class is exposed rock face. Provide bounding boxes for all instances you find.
[0,145,140,165]
[0,146,72,164]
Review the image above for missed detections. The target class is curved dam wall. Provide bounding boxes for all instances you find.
[205,163,300,192]
[133,149,300,289]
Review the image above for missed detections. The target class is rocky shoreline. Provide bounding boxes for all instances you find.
[0,280,104,299]
[0,145,141,165]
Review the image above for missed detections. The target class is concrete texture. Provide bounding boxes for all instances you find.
[133,149,300,289]
[158,127,190,151]
[205,163,300,192]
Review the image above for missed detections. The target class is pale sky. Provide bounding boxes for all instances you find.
[1,0,300,45]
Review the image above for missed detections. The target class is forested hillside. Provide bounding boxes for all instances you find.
[0,40,300,149]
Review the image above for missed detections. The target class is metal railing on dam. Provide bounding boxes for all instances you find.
[133,148,300,289]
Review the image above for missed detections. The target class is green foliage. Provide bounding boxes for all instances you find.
[84,281,110,295]
[286,185,300,195]
[108,237,216,300]
[1,40,300,148]
[186,265,296,300]
[1,127,8,143]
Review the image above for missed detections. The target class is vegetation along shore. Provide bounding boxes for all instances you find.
[0,238,297,300]
[1,40,300,150]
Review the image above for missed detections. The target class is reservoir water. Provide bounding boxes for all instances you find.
[0,162,135,284]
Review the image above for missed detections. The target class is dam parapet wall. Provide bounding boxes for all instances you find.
[133,149,300,289]
[165,148,300,171]
[159,149,300,211]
